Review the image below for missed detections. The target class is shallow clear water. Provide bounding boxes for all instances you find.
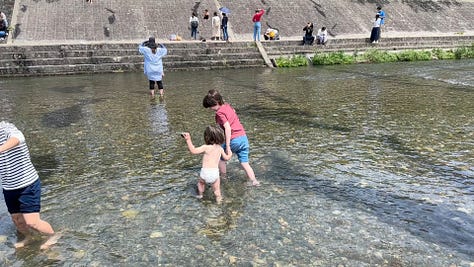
[0,60,473,266]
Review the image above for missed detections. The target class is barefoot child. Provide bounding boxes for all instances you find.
[0,121,59,249]
[203,89,260,186]
[182,126,232,203]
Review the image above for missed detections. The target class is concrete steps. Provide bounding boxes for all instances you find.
[0,41,267,76]
[0,35,472,76]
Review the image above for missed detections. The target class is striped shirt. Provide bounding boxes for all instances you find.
[0,121,39,190]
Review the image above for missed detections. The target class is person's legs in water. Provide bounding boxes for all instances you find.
[211,178,222,203]
[197,179,205,198]
[21,213,59,250]
[229,136,260,186]
[156,80,164,97]
[6,179,58,249]
[149,80,156,98]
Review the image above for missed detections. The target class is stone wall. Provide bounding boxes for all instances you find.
[6,0,474,44]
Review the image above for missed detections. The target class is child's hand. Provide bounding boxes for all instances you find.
[181,132,191,140]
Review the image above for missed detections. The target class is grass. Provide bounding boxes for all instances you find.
[274,55,309,67]
[272,44,474,67]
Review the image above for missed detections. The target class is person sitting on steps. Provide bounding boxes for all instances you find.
[303,22,315,45]
[316,26,328,45]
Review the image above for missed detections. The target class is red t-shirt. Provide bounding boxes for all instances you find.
[252,10,265,22]
[215,103,246,139]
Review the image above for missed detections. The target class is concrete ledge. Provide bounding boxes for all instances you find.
[0,35,472,77]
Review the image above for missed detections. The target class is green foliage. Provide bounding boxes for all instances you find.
[312,51,355,65]
[306,44,474,66]
[432,48,455,60]
[396,50,432,61]
[362,49,398,63]
[275,55,309,67]
[453,44,474,59]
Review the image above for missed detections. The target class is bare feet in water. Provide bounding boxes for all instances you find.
[40,232,62,250]
[14,236,34,249]
[247,180,261,187]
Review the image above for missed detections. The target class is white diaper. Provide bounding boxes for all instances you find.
[200,168,219,184]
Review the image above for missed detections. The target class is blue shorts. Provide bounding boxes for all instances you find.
[3,179,41,214]
[223,135,250,163]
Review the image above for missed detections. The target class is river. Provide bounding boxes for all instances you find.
[0,59,473,266]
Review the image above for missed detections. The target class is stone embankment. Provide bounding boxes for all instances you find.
[0,0,473,76]
[2,34,473,77]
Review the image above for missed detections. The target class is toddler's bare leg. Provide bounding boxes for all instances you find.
[211,178,222,203]
[197,179,206,198]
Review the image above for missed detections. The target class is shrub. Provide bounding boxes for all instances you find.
[312,51,355,65]
[396,50,432,61]
[362,49,398,63]
[275,55,309,67]
[454,44,474,59]
[432,48,455,60]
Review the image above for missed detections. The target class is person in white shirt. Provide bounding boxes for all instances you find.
[316,26,328,45]
[189,13,199,40]
[211,12,221,40]
[370,14,382,43]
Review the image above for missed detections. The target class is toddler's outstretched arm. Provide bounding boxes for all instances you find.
[182,132,205,155]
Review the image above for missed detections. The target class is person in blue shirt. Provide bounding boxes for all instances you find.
[376,6,385,26]
[138,38,168,98]
[376,6,386,40]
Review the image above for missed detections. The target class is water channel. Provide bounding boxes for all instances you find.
[0,60,473,266]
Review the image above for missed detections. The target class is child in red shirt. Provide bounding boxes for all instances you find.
[203,90,260,186]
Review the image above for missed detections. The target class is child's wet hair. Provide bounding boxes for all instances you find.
[204,125,225,145]
[203,89,225,108]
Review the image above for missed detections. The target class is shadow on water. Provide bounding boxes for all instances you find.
[49,85,86,94]
[41,98,105,128]
[259,148,474,257]
[379,134,473,182]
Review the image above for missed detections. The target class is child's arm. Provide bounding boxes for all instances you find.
[182,132,205,155]
[222,122,232,154]
[221,147,232,161]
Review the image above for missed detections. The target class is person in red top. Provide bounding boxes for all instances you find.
[203,90,260,186]
[252,8,265,41]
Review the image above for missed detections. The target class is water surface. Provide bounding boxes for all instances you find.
[0,60,473,266]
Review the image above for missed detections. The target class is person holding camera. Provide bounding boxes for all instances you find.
[252,8,265,41]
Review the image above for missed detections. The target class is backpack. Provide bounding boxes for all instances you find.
[191,20,198,28]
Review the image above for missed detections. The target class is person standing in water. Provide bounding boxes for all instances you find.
[138,37,168,98]
[182,126,232,203]
[0,121,59,249]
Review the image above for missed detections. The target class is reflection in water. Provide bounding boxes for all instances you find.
[0,60,473,266]
[148,100,169,135]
